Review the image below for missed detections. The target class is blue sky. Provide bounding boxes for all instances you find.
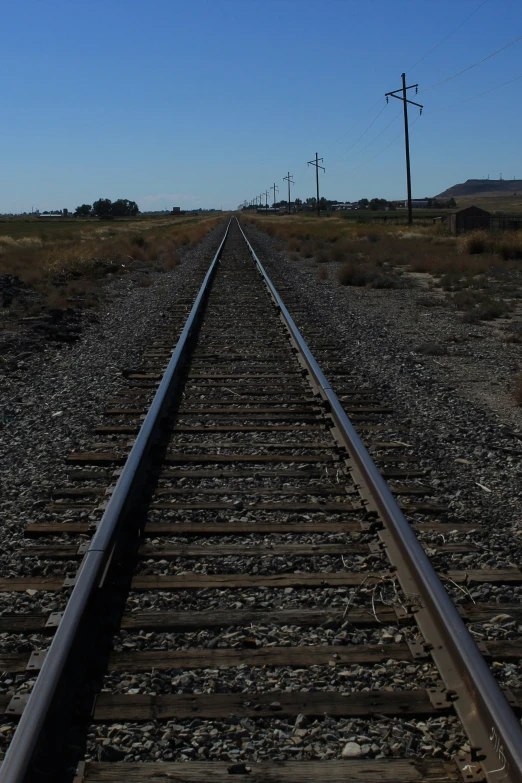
[2,0,521,212]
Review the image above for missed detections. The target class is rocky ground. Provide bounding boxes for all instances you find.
[1,218,521,767]
[244,221,522,534]
[0,224,225,573]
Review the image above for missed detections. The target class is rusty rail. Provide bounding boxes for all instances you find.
[237,216,522,783]
[0,220,232,783]
[3,215,522,783]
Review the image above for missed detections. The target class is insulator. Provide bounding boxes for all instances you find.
[386,96,389,104]
[415,86,418,94]
[420,107,423,115]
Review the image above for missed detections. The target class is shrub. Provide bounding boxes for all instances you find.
[163,254,179,271]
[462,298,509,322]
[460,231,495,256]
[338,262,371,286]
[318,265,328,280]
[301,241,314,258]
[464,234,486,255]
[338,261,401,289]
[498,240,522,260]
[416,342,447,356]
[315,247,332,264]
[417,295,440,307]
[514,374,522,406]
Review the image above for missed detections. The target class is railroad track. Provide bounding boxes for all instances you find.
[1,217,522,783]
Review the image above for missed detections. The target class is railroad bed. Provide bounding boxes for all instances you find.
[1,218,522,783]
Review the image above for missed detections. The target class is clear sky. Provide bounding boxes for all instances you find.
[2,0,521,212]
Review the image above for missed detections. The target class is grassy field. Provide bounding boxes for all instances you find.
[454,195,522,213]
[242,212,522,324]
[337,208,450,223]
[0,212,222,241]
[0,213,228,314]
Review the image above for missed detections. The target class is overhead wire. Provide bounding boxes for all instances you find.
[331,104,388,164]
[356,109,402,154]
[408,0,489,71]
[257,11,518,200]
[426,73,522,113]
[326,97,383,149]
[349,115,422,172]
[420,32,522,92]
[341,27,520,174]
[335,109,402,170]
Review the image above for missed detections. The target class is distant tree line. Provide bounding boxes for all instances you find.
[74,198,140,217]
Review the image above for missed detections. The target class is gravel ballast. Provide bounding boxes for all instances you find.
[0,224,226,575]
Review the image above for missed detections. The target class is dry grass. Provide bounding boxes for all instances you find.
[514,374,522,406]
[0,216,222,315]
[317,265,328,280]
[242,214,522,321]
[338,261,402,289]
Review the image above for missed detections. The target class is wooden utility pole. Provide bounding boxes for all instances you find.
[272,182,279,208]
[283,172,294,214]
[307,153,325,216]
[385,73,423,226]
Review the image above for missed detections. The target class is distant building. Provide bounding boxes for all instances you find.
[172,207,181,213]
[446,205,490,235]
[331,203,355,211]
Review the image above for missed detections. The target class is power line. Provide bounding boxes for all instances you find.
[307,153,325,217]
[421,32,522,92]
[408,0,489,71]
[326,97,383,149]
[283,172,294,214]
[350,114,422,173]
[331,104,388,164]
[354,109,402,156]
[349,66,517,174]
[385,74,423,225]
[427,73,522,113]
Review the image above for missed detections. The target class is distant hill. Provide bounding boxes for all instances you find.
[436,179,522,199]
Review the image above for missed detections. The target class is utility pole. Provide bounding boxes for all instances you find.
[307,153,325,217]
[385,73,423,226]
[283,172,294,214]
[272,182,279,208]
[265,190,270,212]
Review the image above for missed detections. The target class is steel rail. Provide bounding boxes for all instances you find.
[237,216,522,783]
[0,219,232,783]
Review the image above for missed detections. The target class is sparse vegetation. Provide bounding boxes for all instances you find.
[317,265,328,280]
[416,342,448,356]
[0,215,223,318]
[338,261,401,289]
[514,374,522,406]
[463,232,488,255]
[461,299,510,322]
[417,294,440,307]
[242,213,522,327]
